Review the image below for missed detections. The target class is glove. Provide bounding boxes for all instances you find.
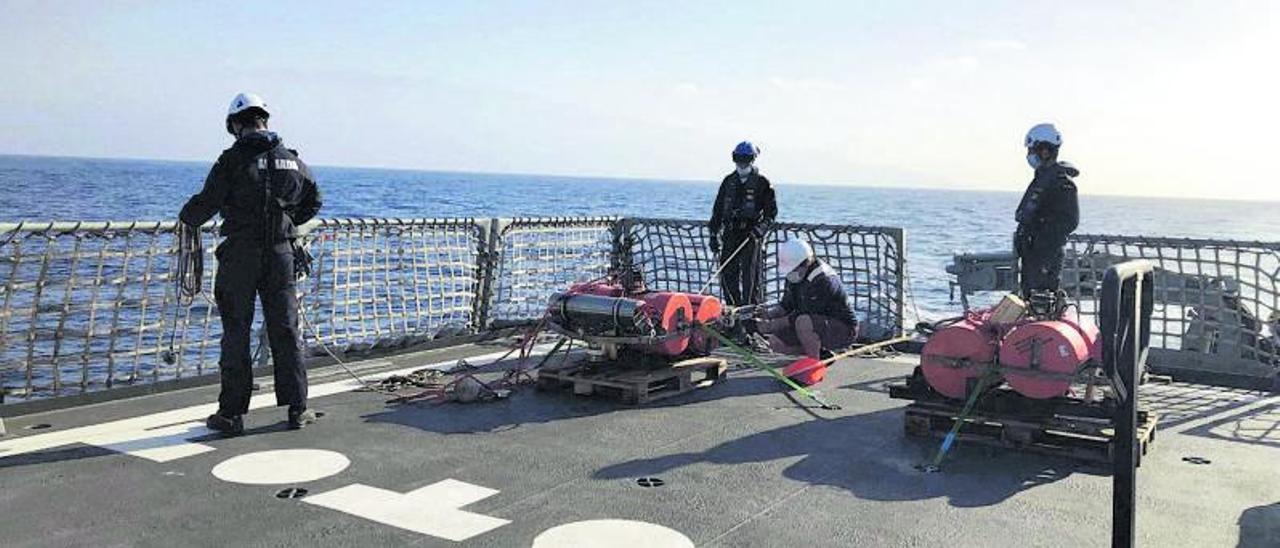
[708,236,721,254]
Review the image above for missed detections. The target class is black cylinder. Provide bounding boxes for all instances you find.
[549,293,645,334]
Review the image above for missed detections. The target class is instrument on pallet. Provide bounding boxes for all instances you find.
[893,292,1158,464]
[919,293,1103,401]
[538,272,729,403]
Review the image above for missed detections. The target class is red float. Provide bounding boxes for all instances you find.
[999,321,1091,399]
[920,315,999,399]
[687,294,723,353]
[638,292,693,356]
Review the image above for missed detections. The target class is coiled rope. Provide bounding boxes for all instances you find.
[174,222,205,304]
[163,222,206,364]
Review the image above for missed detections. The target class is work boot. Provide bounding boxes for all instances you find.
[205,413,244,437]
[287,407,318,430]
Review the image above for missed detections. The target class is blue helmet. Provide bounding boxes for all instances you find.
[732,141,760,163]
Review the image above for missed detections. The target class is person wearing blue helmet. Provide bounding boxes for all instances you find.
[708,141,777,307]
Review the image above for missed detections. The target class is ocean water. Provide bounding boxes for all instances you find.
[2,154,1278,319]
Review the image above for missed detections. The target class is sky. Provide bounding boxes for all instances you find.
[1,1,1278,200]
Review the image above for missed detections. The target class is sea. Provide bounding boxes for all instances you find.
[2,154,1277,321]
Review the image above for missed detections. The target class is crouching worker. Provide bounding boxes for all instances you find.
[757,239,858,359]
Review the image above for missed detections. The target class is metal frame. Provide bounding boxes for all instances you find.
[1098,260,1155,548]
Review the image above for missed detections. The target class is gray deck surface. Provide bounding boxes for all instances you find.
[1,344,1277,547]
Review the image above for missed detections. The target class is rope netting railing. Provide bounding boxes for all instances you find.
[0,219,487,402]
[299,218,486,351]
[618,218,907,340]
[485,217,617,326]
[0,216,909,403]
[1062,234,1280,379]
[0,221,217,400]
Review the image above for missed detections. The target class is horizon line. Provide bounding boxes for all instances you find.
[1,151,1274,205]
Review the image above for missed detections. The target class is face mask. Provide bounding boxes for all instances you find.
[786,269,803,283]
[1026,153,1042,169]
[736,164,753,177]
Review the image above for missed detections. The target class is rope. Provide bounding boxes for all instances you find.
[163,222,206,365]
[699,236,753,295]
[174,222,204,305]
[699,324,841,410]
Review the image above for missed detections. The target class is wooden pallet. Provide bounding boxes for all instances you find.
[904,402,1159,467]
[536,356,727,405]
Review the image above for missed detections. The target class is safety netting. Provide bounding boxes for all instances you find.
[299,218,486,351]
[0,219,488,401]
[0,221,214,399]
[617,218,907,340]
[1062,234,1280,379]
[1,215,910,403]
[486,218,616,326]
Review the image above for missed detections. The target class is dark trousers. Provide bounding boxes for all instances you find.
[1018,237,1065,297]
[719,229,762,306]
[214,239,307,416]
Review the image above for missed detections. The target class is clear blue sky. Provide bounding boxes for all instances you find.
[2,1,1277,200]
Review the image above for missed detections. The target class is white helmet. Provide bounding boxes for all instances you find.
[777,239,814,275]
[227,92,269,118]
[1024,123,1062,149]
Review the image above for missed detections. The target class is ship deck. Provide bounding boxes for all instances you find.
[1,343,1277,547]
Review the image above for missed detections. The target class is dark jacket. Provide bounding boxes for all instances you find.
[780,260,858,327]
[1014,161,1079,247]
[708,168,777,236]
[180,131,322,243]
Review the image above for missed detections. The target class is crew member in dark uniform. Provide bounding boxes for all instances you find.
[758,239,858,359]
[708,141,778,306]
[1014,123,1079,301]
[180,92,323,435]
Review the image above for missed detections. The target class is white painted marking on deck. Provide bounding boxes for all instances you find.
[532,519,695,548]
[211,449,350,485]
[86,421,214,462]
[303,479,510,541]
[0,347,550,462]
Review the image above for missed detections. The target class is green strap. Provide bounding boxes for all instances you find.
[926,366,1000,470]
[699,324,840,410]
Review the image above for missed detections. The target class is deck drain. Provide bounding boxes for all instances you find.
[1182,456,1212,465]
[24,423,52,430]
[275,487,309,499]
[636,477,665,488]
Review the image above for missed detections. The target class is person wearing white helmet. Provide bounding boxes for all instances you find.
[708,141,778,307]
[180,92,323,435]
[756,239,858,359]
[1014,123,1080,300]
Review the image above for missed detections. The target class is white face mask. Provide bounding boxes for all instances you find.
[736,164,753,177]
[786,269,803,283]
[1026,152,1042,169]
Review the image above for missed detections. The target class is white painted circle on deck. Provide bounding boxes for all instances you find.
[211,449,349,485]
[532,520,694,548]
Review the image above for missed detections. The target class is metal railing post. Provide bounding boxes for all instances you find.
[472,218,501,333]
[610,218,633,277]
[890,227,907,337]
